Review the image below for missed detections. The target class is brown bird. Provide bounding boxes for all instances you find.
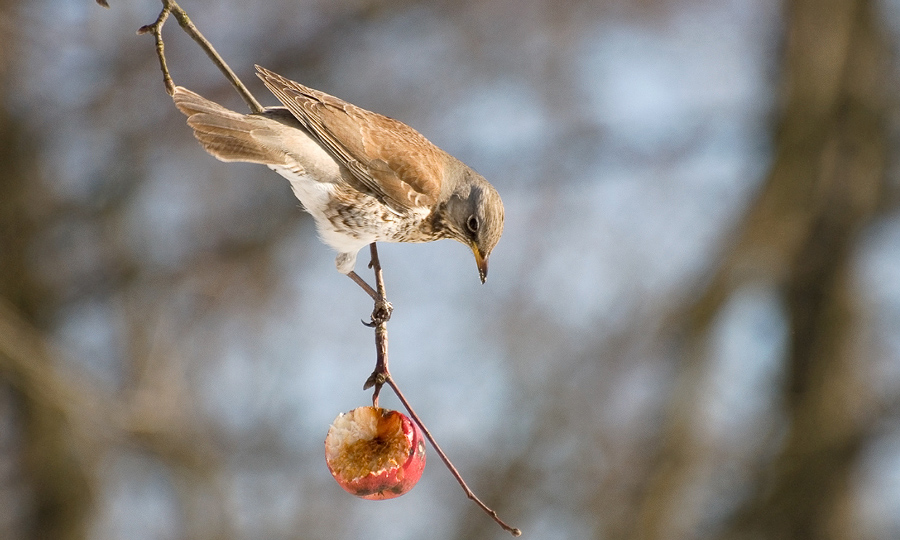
[173,65,504,283]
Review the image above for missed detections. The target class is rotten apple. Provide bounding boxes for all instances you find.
[325,406,426,500]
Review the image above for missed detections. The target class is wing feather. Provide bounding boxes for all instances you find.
[256,65,443,213]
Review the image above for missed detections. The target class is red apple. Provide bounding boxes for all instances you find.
[325,406,426,500]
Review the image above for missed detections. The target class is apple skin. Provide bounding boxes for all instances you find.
[325,406,426,500]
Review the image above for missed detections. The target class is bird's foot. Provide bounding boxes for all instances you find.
[363,298,393,327]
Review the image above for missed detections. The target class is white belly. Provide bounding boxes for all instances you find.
[268,164,373,255]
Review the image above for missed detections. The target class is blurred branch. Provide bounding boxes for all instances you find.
[0,14,97,533]
[0,300,101,540]
[0,296,238,540]
[0,302,108,425]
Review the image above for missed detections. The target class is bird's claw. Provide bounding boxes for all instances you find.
[361,299,392,327]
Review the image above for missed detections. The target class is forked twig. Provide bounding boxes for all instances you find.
[137,0,262,112]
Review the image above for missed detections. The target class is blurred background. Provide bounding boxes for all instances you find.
[2,0,900,538]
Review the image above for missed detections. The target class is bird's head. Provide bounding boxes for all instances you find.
[441,168,504,283]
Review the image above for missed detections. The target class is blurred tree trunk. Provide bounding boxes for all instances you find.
[0,1,94,539]
[632,0,890,538]
[725,0,887,536]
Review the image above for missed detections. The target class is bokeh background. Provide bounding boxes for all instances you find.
[2,0,900,539]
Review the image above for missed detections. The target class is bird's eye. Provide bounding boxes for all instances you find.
[466,215,479,234]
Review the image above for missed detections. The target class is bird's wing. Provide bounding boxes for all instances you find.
[256,65,443,214]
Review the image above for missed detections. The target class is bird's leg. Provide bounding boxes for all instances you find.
[346,252,392,326]
[347,271,378,301]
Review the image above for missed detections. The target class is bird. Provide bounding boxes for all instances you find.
[173,65,504,283]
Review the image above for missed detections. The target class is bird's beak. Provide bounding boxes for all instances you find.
[472,244,488,283]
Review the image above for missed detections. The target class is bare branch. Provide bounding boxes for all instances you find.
[386,376,522,536]
[138,0,263,112]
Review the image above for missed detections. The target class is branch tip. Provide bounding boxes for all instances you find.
[139,0,262,111]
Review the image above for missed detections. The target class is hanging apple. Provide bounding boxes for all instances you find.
[325,406,427,500]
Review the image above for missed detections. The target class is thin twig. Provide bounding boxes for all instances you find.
[386,376,522,537]
[361,244,392,403]
[368,320,388,406]
[366,243,393,324]
[138,0,263,112]
[137,4,175,95]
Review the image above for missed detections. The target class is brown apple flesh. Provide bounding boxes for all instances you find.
[325,406,426,500]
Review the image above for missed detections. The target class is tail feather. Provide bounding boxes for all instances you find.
[173,86,290,166]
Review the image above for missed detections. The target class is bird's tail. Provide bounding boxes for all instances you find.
[173,87,295,166]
